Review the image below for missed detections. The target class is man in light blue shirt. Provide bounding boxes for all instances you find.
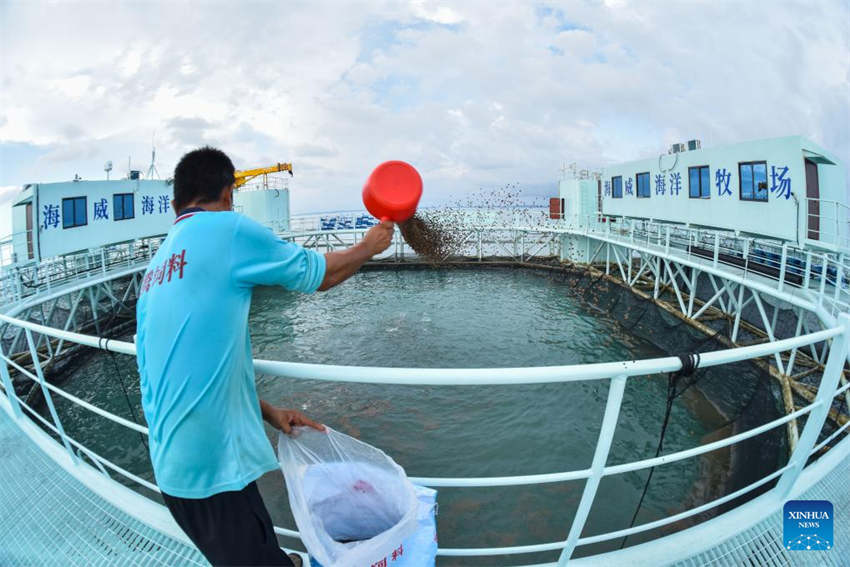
[137,147,393,566]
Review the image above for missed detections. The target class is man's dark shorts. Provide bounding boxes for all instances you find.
[162,481,295,566]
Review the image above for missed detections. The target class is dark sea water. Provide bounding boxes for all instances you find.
[46,267,769,564]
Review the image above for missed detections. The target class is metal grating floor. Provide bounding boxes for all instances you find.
[672,449,850,567]
[1,398,848,566]
[0,408,208,566]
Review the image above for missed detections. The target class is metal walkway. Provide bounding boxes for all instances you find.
[671,447,850,567]
[2,220,849,566]
[2,395,848,567]
[0,407,207,566]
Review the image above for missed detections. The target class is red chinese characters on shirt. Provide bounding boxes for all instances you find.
[371,559,387,567]
[142,250,187,294]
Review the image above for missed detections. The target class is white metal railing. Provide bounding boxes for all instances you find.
[287,212,848,298]
[806,197,850,250]
[0,233,15,268]
[1,307,848,564]
[3,207,847,312]
[287,206,553,233]
[0,236,164,308]
[280,218,850,320]
[579,213,850,318]
[0,214,553,307]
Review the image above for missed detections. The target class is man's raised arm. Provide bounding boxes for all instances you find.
[318,221,394,291]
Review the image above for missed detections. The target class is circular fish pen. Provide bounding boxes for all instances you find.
[1,218,848,566]
[23,266,785,559]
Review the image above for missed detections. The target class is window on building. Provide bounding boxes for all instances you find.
[689,166,710,198]
[113,193,135,220]
[636,172,650,198]
[739,161,768,201]
[62,197,87,229]
[612,176,623,198]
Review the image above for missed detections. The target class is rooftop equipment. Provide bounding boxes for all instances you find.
[146,141,160,179]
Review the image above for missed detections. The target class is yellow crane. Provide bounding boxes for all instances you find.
[234,162,293,188]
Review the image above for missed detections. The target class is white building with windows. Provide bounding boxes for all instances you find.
[8,178,290,264]
[597,135,846,249]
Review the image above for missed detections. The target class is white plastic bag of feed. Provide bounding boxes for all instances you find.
[278,427,437,567]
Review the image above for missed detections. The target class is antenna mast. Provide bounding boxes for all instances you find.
[146,134,160,179]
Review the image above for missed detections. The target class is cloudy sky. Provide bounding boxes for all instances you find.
[1,0,849,235]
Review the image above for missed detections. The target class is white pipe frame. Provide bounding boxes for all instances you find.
[1,216,850,565]
[0,312,846,562]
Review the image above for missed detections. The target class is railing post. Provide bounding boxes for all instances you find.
[713,232,719,267]
[0,342,22,419]
[818,254,827,306]
[664,226,670,255]
[803,251,812,289]
[24,328,79,465]
[557,375,627,565]
[15,268,23,301]
[775,314,850,499]
[835,202,839,246]
[832,254,844,309]
[777,243,788,292]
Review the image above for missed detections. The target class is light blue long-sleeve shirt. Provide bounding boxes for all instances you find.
[137,210,326,498]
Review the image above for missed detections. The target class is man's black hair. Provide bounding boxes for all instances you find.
[172,146,236,213]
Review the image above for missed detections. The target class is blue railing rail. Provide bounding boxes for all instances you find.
[0,310,848,565]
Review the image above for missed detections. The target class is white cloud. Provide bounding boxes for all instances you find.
[0,0,848,214]
[410,1,465,25]
[0,185,20,204]
[0,186,20,238]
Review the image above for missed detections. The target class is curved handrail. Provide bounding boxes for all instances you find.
[1,305,849,563]
[4,217,848,323]
[1,235,849,563]
[0,312,841,384]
